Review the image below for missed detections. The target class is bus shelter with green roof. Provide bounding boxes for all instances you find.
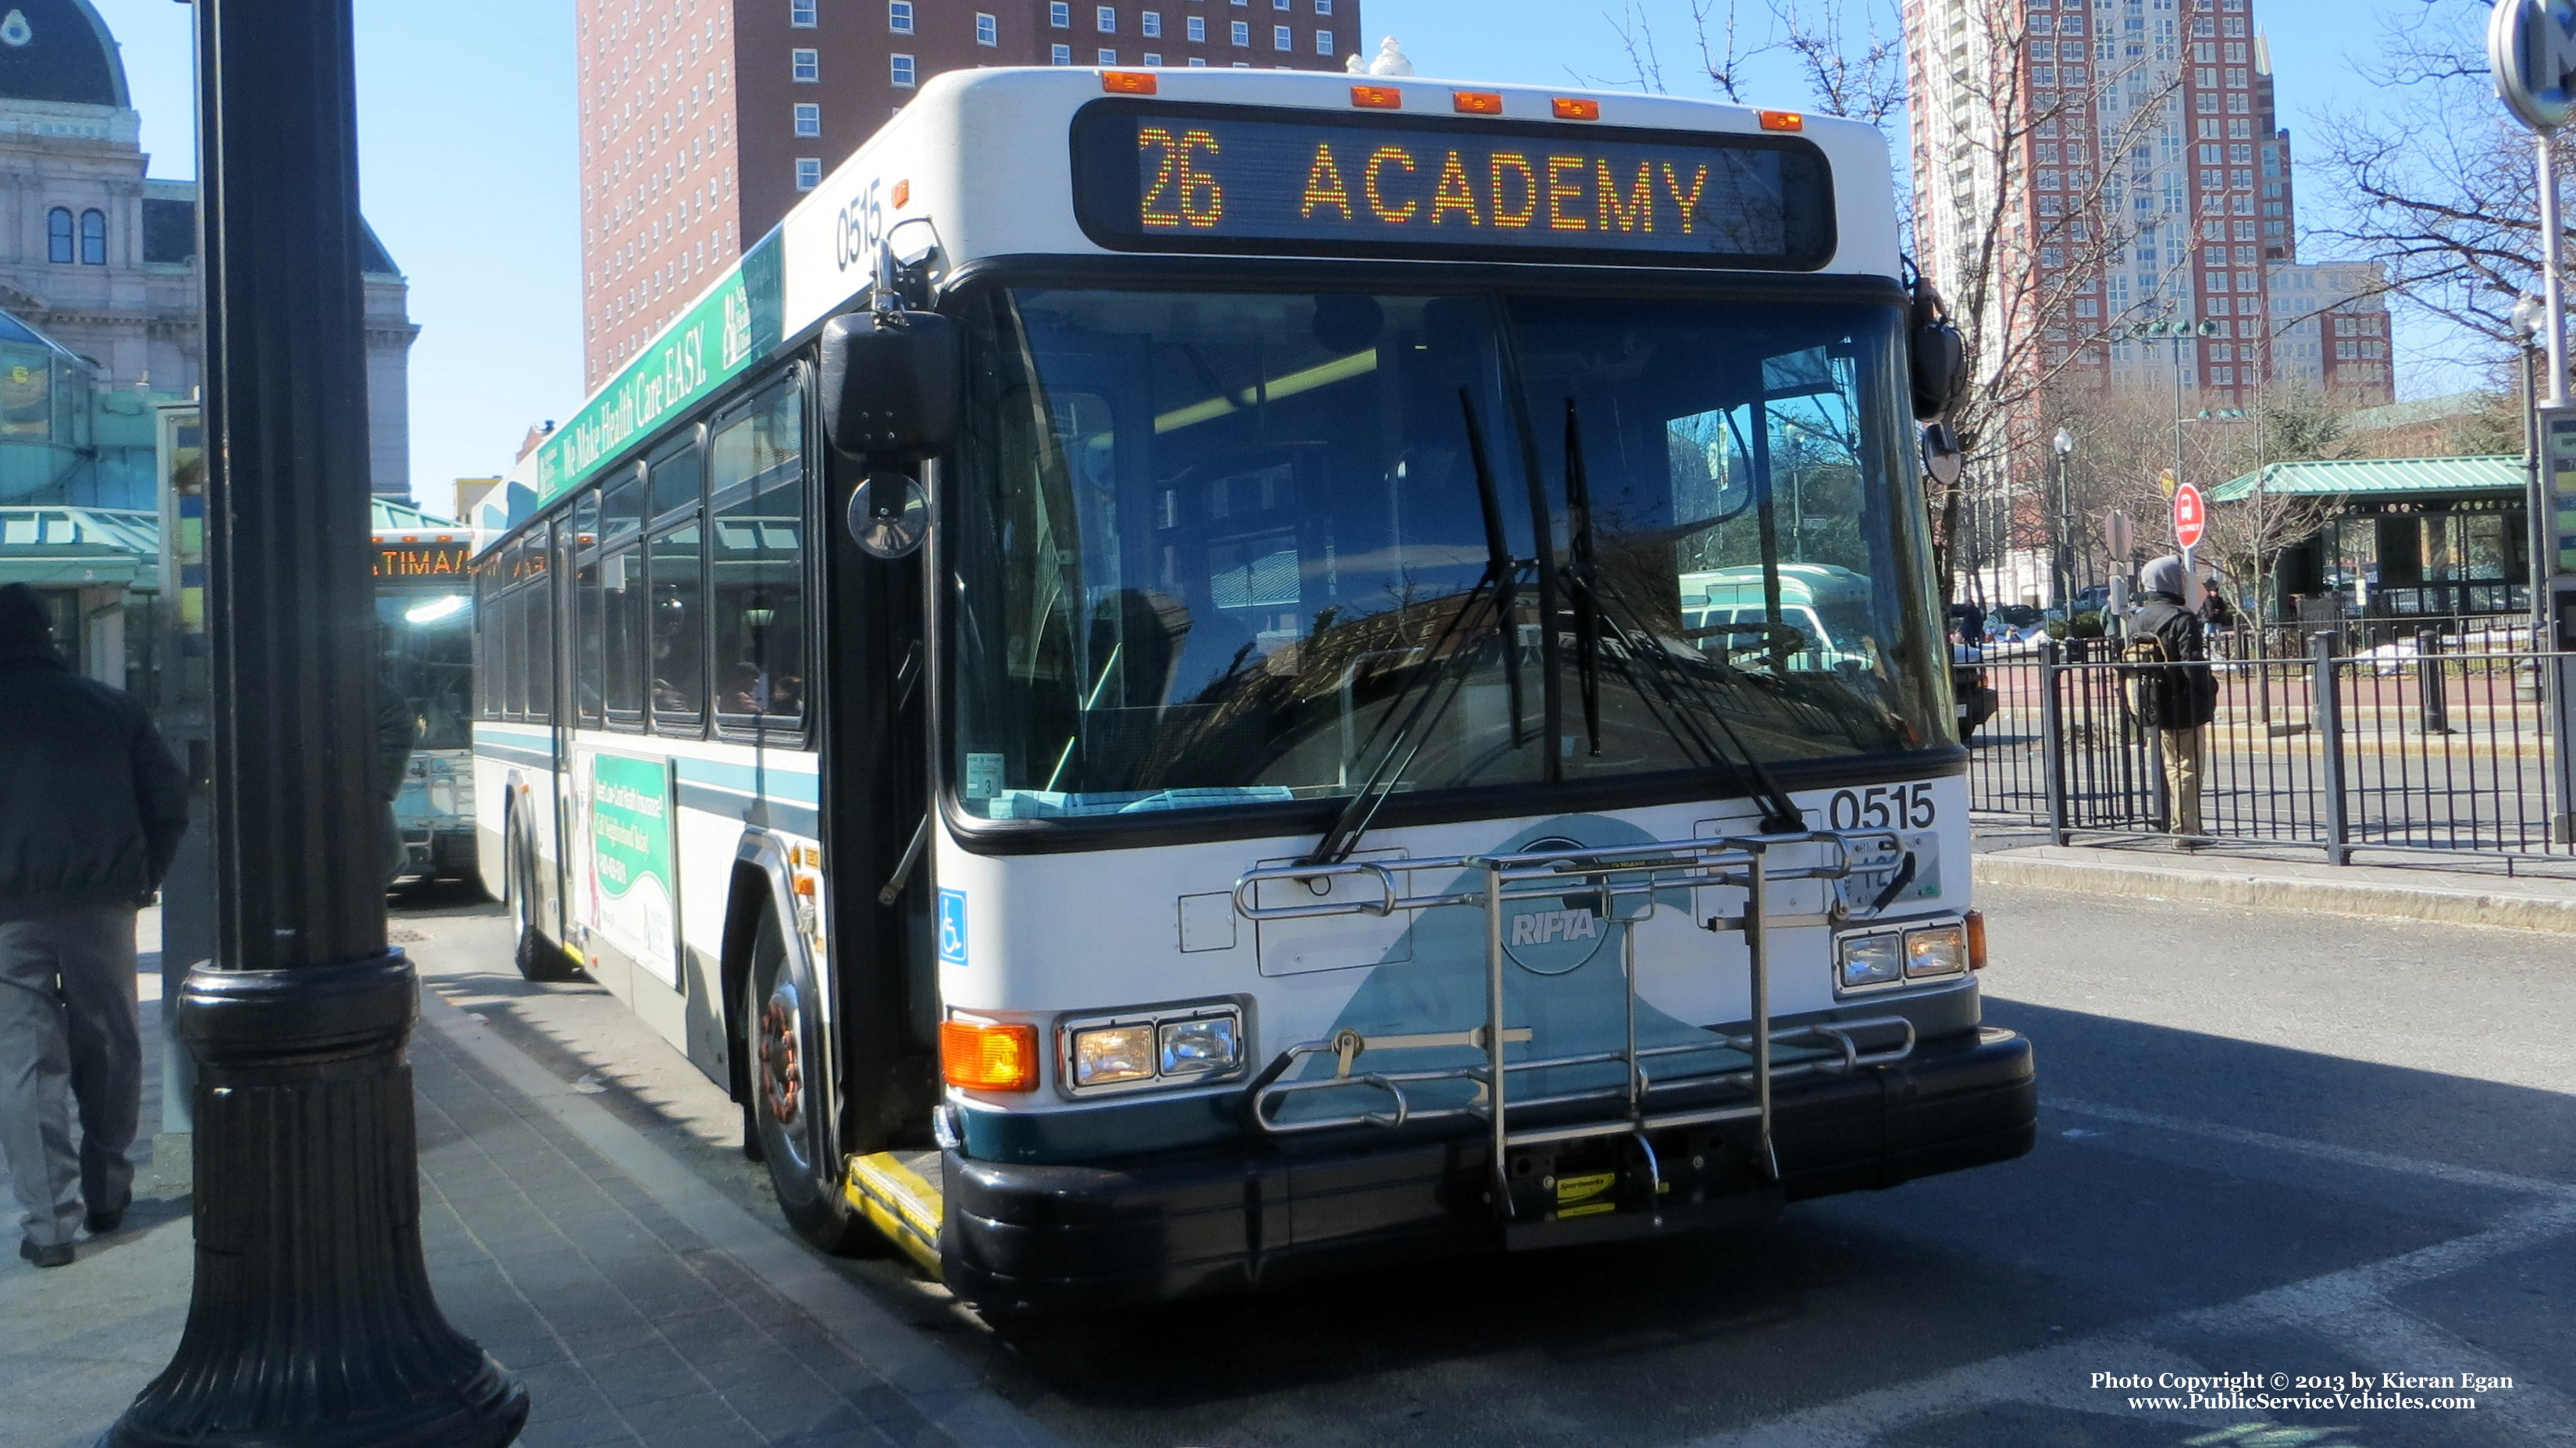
[2209,455,2529,622]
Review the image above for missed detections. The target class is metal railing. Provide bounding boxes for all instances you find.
[1231,831,1922,1217]
[1969,635,2576,868]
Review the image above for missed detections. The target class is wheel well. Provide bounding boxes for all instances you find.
[718,862,775,1107]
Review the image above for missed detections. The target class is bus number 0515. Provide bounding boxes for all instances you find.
[1827,783,1936,831]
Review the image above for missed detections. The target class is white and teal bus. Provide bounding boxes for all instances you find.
[473,66,2033,1314]
[372,498,483,883]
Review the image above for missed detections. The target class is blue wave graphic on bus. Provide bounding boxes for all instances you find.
[1272,815,1744,1126]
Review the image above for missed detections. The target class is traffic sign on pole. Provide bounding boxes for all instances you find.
[2172,482,2207,549]
[2102,508,2135,561]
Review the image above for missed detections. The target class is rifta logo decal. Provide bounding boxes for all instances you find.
[1510,910,1602,947]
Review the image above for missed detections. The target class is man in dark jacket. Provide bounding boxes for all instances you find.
[0,583,188,1267]
[2126,555,2220,843]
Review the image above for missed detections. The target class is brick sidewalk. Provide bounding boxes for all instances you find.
[0,984,1046,1448]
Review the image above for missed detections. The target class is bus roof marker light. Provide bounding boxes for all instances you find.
[1351,84,1403,110]
[1552,97,1601,121]
[1452,90,1503,115]
[891,179,911,208]
[1101,71,1158,95]
[1758,110,1804,132]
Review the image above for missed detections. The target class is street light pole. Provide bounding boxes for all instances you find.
[2052,426,2075,610]
[107,2,527,1444]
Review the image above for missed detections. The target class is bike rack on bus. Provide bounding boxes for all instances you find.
[1231,831,1920,1217]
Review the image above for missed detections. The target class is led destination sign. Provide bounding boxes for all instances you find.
[375,543,472,579]
[1071,101,1833,268]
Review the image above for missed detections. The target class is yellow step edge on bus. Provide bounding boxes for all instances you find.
[843,1151,942,1277]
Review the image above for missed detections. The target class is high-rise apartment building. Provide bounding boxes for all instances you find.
[1905,0,2388,412]
[577,0,1364,390]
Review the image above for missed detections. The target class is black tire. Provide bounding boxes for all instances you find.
[745,907,876,1255]
[509,825,580,983]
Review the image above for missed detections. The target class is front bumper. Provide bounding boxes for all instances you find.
[942,1025,2035,1312]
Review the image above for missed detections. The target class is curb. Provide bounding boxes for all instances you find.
[1971,851,2576,934]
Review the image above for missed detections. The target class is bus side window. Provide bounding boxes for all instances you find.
[574,489,604,727]
[710,379,806,731]
[473,555,499,719]
[648,519,707,733]
[603,544,644,726]
[522,522,554,721]
[502,579,529,720]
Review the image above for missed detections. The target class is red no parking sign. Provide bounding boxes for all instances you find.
[2172,482,2207,550]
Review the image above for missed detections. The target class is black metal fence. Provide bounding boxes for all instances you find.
[1968,634,2575,868]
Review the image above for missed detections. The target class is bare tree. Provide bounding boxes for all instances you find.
[2303,0,2564,367]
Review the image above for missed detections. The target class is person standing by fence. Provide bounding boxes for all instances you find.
[2126,555,2219,845]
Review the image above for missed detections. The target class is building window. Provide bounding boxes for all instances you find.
[1099,48,1117,62]
[891,1,915,31]
[977,12,999,45]
[891,53,916,86]
[1189,56,1207,65]
[1232,20,1250,44]
[79,209,105,266]
[1315,28,1332,53]
[792,48,820,82]
[1273,23,1290,48]
[1050,2,1071,27]
[1142,11,1162,37]
[45,207,71,264]
[1188,15,1206,39]
[791,0,817,26]
[796,158,822,191]
[1097,5,1116,31]
[1316,0,1331,11]
[1137,51,1158,63]
[794,102,821,136]
[1052,42,1073,63]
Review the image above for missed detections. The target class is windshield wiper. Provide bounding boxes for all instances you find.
[1561,397,1808,836]
[1304,391,1527,866]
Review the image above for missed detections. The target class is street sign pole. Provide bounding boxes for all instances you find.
[2492,0,2576,838]
[2172,482,2207,612]
[107,2,527,1443]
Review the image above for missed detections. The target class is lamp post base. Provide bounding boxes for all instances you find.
[102,953,527,1448]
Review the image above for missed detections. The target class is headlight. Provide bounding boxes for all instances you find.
[1837,931,1904,990]
[1904,923,1969,979]
[1069,1025,1156,1087]
[1057,1003,1245,1095]
[1159,1015,1240,1076]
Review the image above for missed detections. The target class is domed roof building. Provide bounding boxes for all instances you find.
[0,0,415,508]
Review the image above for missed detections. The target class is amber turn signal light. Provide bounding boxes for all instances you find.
[1352,84,1403,109]
[1101,71,1158,95]
[1452,90,1504,115]
[1758,109,1805,131]
[1964,910,1988,971]
[1552,97,1601,120]
[941,1020,1040,1092]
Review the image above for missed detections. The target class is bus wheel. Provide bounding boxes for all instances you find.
[746,908,875,1256]
[509,828,579,983]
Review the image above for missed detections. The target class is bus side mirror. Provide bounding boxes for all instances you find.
[1907,277,1966,423]
[819,309,959,462]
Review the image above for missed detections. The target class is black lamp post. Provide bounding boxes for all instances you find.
[2051,426,2075,611]
[105,2,526,1443]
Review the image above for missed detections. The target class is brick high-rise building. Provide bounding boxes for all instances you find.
[1904,0,2392,410]
[577,0,1366,390]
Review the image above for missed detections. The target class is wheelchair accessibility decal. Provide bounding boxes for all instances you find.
[937,889,968,968]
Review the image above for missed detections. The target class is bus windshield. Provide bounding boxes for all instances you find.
[379,588,476,752]
[948,284,1945,824]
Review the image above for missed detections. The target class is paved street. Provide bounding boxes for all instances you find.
[5,876,2570,1447]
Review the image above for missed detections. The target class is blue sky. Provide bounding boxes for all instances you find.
[93,0,2417,509]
